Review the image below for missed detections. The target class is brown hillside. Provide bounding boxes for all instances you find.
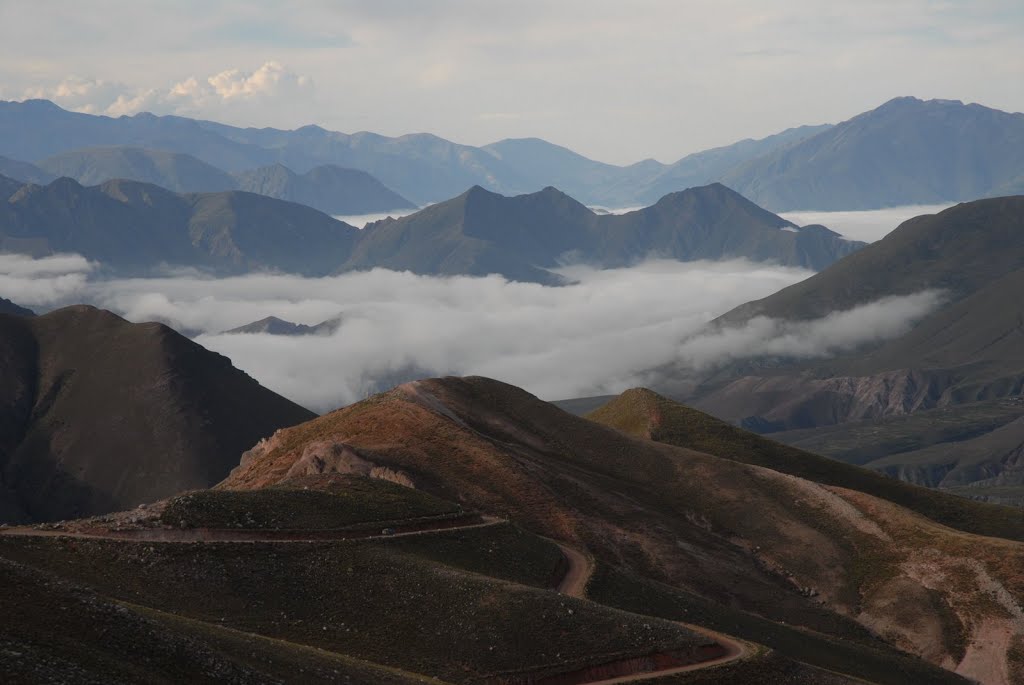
[222,375,1024,684]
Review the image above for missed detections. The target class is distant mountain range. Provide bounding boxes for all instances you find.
[0,175,865,282]
[720,97,1024,211]
[0,96,1019,209]
[0,305,314,523]
[0,176,362,275]
[1,145,415,216]
[37,145,237,192]
[344,183,863,284]
[233,163,414,215]
[664,196,1024,500]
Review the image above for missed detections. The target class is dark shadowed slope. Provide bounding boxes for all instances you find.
[37,146,238,193]
[689,197,1024,426]
[0,305,315,523]
[659,197,1024,496]
[0,176,361,274]
[234,163,415,215]
[219,375,1018,683]
[722,97,1024,211]
[718,195,1024,325]
[343,183,863,283]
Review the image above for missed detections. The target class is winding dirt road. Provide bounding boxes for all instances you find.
[550,538,752,684]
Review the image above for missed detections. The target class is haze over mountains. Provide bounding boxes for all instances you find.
[0,174,863,282]
[0,176,362,275]
[3,145,416,216]
[0,96,1019,210]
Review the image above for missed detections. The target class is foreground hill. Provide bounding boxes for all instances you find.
[344,183,863,283]
[722,97,1024,211]
[233,163,415,215]
[216,375,1024,683]
[1,472,797,684]
[37,146,238,193]
[664,196,1024,495]
[0,176,361,274]
[0,305,315,523]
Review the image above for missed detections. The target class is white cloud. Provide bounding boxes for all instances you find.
[22,61,314,119]
[781,204,955,243]
[3,253,813,411]
[663,291,946,375]
[2,251,950,413]
[204,61,313,100]
[2,3,1021,163]
[0,253,94,303]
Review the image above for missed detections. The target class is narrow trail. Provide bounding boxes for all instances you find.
[550,539,752,684]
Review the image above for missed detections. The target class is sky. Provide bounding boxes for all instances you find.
[1,1,1021,164]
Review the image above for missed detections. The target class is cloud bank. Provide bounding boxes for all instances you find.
[22,61,314,120]
[780,204,954,243]
[665,291,946,374]
[3,253,945,413]
[4,254,811,410]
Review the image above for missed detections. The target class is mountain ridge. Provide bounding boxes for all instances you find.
[4,96,1016,208]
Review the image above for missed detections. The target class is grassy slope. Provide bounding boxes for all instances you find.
[0,530,709,684]
[587,388,1024,541]
[0,556,435,685]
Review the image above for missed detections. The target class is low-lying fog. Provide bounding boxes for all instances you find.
[5,253,944,412]
[780,204,954,243]
[332,207,420,228]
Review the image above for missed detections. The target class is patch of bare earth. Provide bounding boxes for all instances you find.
[831,487,1024,685]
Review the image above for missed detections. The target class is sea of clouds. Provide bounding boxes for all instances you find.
[3,252,944,412]
[780,204,954,243]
